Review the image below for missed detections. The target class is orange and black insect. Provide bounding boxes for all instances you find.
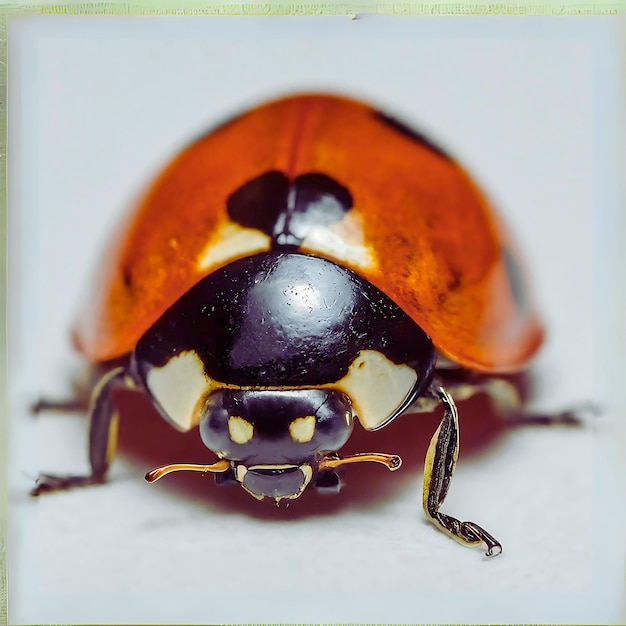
[33,94,550,557]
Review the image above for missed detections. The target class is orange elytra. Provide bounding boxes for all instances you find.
[73,94,543,372]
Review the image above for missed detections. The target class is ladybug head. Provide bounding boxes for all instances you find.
[198,388,354,500]
[136,251,427,499]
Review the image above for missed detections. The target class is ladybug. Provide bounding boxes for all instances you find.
[33,93,548,557]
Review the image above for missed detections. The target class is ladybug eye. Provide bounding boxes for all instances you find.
[288,415,316,443]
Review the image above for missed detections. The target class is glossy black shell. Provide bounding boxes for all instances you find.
[132,251,435,396]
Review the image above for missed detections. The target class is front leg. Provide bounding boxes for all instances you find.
[32,366,128,495]
[422,385,502,557]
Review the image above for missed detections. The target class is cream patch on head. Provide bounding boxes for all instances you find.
[289,415,316,443]
[197,222,271,271]
[301,214,377,271]
[228,415,254,444]
[146,350,213,432]
[335,350,418,431]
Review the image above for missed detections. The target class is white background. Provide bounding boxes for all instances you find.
[7,14,626,624]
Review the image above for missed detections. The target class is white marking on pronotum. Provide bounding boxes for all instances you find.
[289,415,316,443]
[196,222,271,271]
[228,415,254,444]
[334,350,418,431]
[146,350,213,432]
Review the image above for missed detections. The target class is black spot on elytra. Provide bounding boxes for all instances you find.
[227,171,291,238]
[502,247,528,314]
[121,267,133,287]
[374,111,452,161]
[227,171,353,248]
[448,270,462,292]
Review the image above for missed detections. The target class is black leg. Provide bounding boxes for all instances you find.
[31,397,90,414]
[422,385,502,557]
[438,371,595,427]
[31,367,127,496]
[504,401,597,427]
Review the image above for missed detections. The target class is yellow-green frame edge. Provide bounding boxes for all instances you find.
[0,1,623,625]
